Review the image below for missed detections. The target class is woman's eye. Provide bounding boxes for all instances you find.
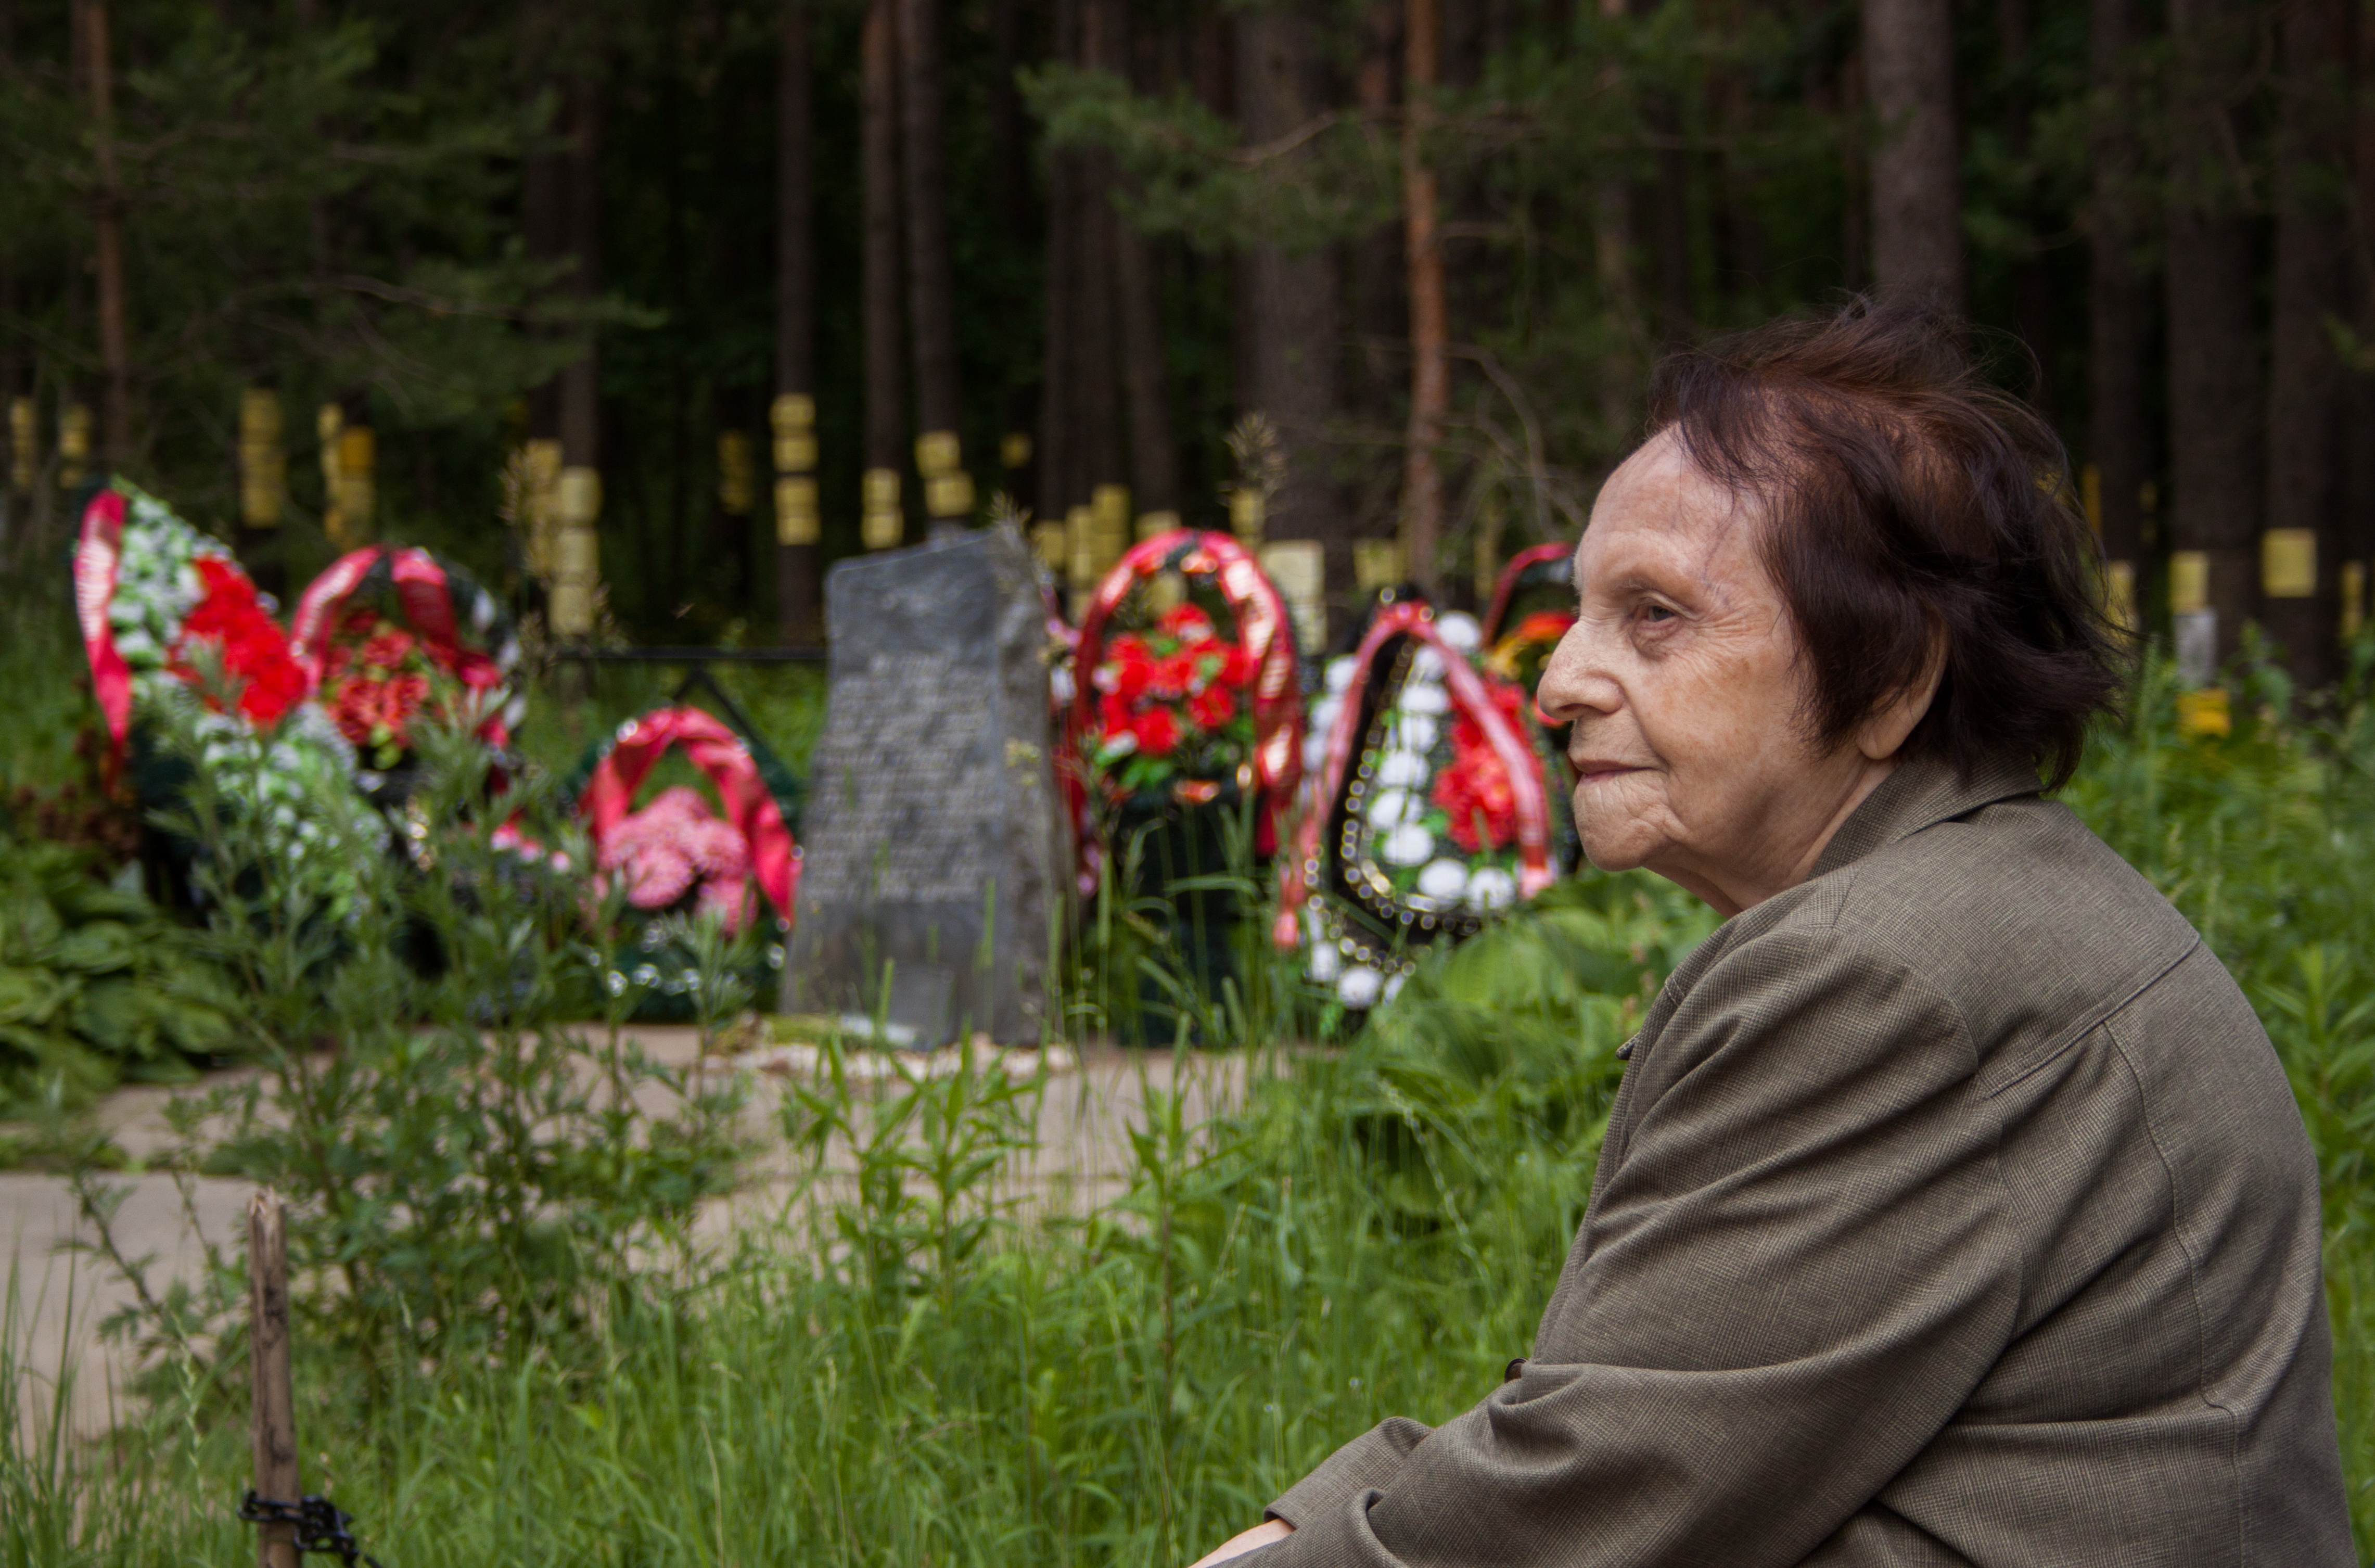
[1641,603,1677,624]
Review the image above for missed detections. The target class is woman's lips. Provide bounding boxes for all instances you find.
[1571,759,1645,784]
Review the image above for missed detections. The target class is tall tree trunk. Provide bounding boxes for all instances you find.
[80,1,130,466]
[1114,3,1179,525]
[2086,0,2153,628]
[552,78,604,641]
[1069,0,1123,517]
[1114,221,1178,521]
[862,0,907,549]
[1037,0,1080,533]
[1838,46,1870,291]
[1863,0,1963,309]
[559,82,602,478]
[2263,0,2353,688]
[900,0,966,527]
[1351,0,1405,488]
[1592,0,1643,442]
[776,5,820,643]
[2164,0,2262,671]
[990,0,1039,513]
[1236,1,1346,620]
[2346,5,2375,639]
[1401,0,1446,595]
[989,0,1030,251]
[1999,0,2055,418]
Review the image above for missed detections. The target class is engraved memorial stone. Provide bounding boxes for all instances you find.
[784,527,1063,1046]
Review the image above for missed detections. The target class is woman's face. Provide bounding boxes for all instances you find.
[1536,431,1902,915]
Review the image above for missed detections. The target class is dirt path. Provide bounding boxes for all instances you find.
[4,1028,1255,1441]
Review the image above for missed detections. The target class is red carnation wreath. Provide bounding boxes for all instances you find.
[1065,528,1304,899]
[291,546,522,772]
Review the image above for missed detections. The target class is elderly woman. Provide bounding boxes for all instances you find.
[1196,304,2353,1567]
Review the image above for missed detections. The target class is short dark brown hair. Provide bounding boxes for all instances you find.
[1644,298,2127,789]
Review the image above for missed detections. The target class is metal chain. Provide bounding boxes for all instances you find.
[237,1490,388,1568]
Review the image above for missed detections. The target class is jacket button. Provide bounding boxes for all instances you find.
[1504,1357,1527,1382]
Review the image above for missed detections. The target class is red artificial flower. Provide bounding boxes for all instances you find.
[360,627,416,670]
[1433,748,1518,853]
[1188,682,1237,730]
[1149,649,1201,700]
[167,558,306,729]
[1512,609,1576,645]
[1433,679,1530,852]
[1099,690,1137,743]
[1130,704,1180,757]
[1156,602,1216,643]
[1098,634,1158,703]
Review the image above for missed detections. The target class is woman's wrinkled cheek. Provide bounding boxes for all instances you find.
[1571,770,1674,872]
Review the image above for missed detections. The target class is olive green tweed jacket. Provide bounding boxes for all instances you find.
[1258,756,2353,1567]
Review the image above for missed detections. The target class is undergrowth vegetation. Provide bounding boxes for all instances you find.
[7,642,2375,1565]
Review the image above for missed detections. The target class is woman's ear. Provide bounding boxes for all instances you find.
[1855,626,1946,761]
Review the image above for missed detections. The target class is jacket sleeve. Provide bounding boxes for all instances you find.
[1265,1419,1434,1527]
[1248,927,2024,1568]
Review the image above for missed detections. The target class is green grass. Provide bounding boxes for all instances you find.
[10,633,2375,1563]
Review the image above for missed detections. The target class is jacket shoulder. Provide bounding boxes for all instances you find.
[1789,795,2203,1073]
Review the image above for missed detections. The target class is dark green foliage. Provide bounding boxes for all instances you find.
[0,829,238,1112]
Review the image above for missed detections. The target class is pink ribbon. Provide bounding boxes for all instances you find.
[1274,601,1555,949]
[579,706,801,924]
[73,488,133,777]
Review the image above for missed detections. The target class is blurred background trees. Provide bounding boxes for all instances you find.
[2,0,2369,688]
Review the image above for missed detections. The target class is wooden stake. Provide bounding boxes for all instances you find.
[248,1189,300,1568]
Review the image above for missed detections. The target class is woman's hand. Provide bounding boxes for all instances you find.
[1186,1519,1294,1567]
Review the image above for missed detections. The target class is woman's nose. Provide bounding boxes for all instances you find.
[1534,622,1609,725]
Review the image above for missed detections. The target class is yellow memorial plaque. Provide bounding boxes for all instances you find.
[774,476,819,545]
[1259,540,1327,656]
[1229,487,1265,547]
[915,430,961,479]
[2169,551,2210,616]
[2261,529,2316,598]
[1354,538,1406,592]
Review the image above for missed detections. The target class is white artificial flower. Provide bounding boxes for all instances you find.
[1368,787,1415,828]
[1306,941,1343,983]
[1382,823,1433,866]
[1398,682,1449,715]
[1466,868,1518,910]
[1308,697,1340,738]
[1411,647,1447,683]
[1337,965,1384,1009]
[1377,750,1431,788]
[1389,712,1439,754]
[1436,612,1482,652]
[1325,656,1358,694]
[1417,859,1469,900]
[1382,972,1407,1003]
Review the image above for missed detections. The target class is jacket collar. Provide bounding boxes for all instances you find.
[1811,751,2043,879]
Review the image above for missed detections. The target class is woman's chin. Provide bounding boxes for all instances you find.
[1572,816,1658,874]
